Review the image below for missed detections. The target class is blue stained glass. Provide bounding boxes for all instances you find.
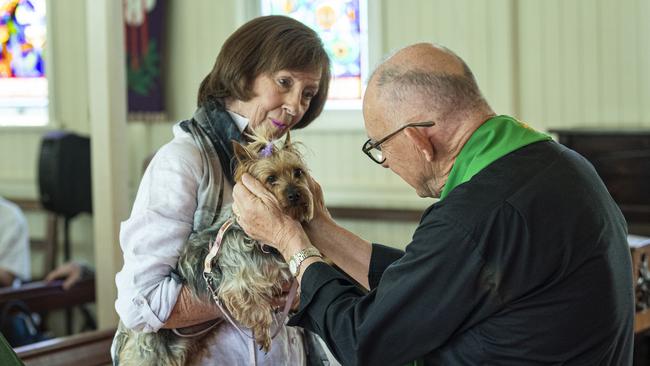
[0,0,48,126]
[0,0,47,78]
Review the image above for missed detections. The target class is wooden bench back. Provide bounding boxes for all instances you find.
[15,328,115,366]
[0,278,95,314]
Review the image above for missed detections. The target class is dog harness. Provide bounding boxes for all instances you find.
[202,218,300,344]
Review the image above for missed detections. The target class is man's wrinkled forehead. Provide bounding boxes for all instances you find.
[363,93,381,138]
[362,83,386,138]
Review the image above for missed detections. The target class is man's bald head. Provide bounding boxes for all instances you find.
[367,43,489,126]
[362,44,496,198]
[376,43,468,77]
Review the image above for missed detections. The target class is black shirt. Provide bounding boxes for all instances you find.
[289,141,634,365]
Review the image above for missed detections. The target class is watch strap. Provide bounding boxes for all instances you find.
[290,247,322,277]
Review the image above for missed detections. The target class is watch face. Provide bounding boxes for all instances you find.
[289,260,297,275]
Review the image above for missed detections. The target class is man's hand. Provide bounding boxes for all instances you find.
[304,175,335,231]
[233,173,310,259]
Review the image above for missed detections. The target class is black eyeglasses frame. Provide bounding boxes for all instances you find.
[362,121,436,164]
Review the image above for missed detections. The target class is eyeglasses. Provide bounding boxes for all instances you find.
[362,121,436,164]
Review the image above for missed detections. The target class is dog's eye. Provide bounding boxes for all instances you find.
[266,175,277,184]
[293,168,303,178]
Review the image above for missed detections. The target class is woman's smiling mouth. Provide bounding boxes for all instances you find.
[270,118,288,129]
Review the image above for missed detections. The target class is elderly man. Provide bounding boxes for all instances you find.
[232,43,634,365]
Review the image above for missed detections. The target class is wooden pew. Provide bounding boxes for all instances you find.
[14,328,115,366]
[0,277,96,340]
[0,278,95,314]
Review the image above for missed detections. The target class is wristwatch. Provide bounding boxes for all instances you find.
[288,247,322,277]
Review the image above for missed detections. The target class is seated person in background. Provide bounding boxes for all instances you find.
[0,197,30,287]
[0,197,39,347]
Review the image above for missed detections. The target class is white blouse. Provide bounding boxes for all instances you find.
[114,115,307,365]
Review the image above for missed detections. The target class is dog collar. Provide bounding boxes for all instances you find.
[203,218,233,274]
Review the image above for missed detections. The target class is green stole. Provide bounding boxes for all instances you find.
[439,115,551,200]
[0,333,23,366]
[404,115,549,366]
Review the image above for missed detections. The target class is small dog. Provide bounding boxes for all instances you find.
[113,129,314,365]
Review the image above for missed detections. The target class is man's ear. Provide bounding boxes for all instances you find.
[232,140,255,164]
[404,127,434,162]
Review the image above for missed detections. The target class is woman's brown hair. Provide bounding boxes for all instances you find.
[197,15,331,129]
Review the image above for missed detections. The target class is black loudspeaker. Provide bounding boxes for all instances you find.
[38,131,92,218]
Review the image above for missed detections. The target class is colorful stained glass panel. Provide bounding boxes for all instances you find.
[0,0,47,126]
[261,0,366,102]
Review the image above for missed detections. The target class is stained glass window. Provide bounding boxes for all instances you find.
[0,0,47,126]
[261,0,367,106]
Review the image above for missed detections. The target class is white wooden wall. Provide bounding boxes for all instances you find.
[518,0,650,129]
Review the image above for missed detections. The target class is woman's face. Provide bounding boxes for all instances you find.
[229,69,322,137]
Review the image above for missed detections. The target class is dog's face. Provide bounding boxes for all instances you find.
[232,131,314,223]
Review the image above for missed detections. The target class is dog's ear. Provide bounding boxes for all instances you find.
[282,131,294,150]
[232,140,255,164]
[250,123,274,142]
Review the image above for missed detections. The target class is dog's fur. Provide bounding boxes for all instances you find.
[113,129,313,365]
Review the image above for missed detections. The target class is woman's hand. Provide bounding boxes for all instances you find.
[232,173,310,260]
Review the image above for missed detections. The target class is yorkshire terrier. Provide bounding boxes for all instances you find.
[113,129,314,365]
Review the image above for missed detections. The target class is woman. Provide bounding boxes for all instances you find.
[113,15,331,365]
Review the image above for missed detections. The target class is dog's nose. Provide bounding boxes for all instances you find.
[286,186,301,205]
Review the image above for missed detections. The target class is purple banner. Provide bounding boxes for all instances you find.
[123,0,166,121]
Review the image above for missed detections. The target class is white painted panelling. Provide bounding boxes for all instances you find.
[636,0,650,122]
[581,0,601,125]
[619,0,640,124]
[382,0,515,116]
[50,0,89,133]
[518,0,650,130]
[166,0,238,121]
[559,0,582,126]
[337,218,421,250]
[517,0,544,128]
[0,131,41,197]
[599,0,622,125]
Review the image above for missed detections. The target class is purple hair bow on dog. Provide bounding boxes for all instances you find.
[259,142,274,158]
